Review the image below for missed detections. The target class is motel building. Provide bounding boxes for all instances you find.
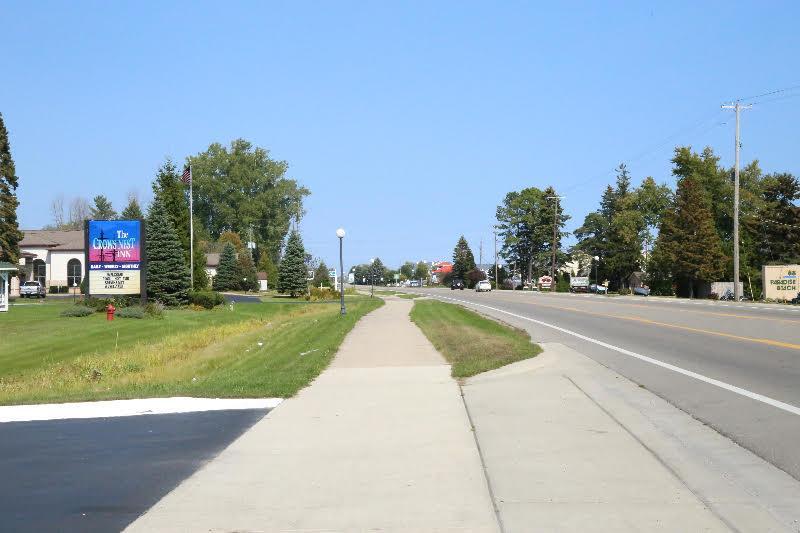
[10,230,86,296]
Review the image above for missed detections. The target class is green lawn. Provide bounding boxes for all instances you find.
[0,297,382,404]
[410,300,541,378]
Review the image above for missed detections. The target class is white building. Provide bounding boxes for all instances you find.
[14,230,86,295]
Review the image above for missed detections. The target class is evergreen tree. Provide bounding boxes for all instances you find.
[121,195,144,219]
[655,175,726,297]
[312,261,331,287]
[371,258,387,285]
[212,242,239,291]
[277,230,308,297]
[145,198,191,306]
[151,160,206,289]
[0,112,22,264]
[90,194,117,220]
[452,236,476,280]
[237,250,259,291]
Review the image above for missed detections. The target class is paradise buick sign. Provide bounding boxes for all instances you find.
[762,264,799,301]
[85,219,146,297]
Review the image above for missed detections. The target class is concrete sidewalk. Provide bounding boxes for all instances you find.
[125,297,499,532]
[463,343,799,532]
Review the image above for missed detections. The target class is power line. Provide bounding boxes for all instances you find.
[736,83,800,103]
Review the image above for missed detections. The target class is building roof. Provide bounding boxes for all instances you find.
[0,261,17,271]
[20,230,84,251]
[206,253,221,267]
[257,271,268,280]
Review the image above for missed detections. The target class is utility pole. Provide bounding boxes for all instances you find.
[494,229,498,288]
[546,195,564,281]
[721,101,751,301]
[479,239,483,267]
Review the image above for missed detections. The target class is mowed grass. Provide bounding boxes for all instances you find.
[410,300,541,378]
[0,297,382,404]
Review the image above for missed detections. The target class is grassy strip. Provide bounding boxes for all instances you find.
[0,298,382,404]
[410,300,541,378]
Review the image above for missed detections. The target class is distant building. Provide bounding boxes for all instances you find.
[15,230,86,295]
[205,253,221,280]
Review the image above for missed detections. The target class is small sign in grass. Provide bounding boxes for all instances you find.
[410,300,541,378]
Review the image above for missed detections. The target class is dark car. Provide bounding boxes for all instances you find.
[450,279,465,290]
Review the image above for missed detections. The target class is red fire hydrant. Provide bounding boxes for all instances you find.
[106,304,116,321]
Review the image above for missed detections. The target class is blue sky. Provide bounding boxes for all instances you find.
[3,1,799,270]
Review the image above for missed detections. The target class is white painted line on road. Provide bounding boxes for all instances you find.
[0,397,283,423]
[427,293,800,417]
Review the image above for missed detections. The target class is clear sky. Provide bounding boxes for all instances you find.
[3,1,799,270]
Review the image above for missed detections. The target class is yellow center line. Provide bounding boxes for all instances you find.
[514,298,800,351]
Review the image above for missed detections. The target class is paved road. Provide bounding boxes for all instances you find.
[0,409,268,532]
[400,287,800,481]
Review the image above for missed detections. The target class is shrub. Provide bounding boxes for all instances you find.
[49,286,59,294]
[188,290,226,309]
[84,296,138,312]
[116,307,145,319]
[307,287,339,301]
[61,306,94,318]
[144,301,165,318]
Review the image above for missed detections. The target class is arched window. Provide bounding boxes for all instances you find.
[32,259,46,286]
[67,259,82,288]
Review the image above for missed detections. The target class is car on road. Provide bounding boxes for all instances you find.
[20,281,46,298]
[450,279,465,290]
[633,286,650,296]
[408,280,420,287]
[475,280,492,292]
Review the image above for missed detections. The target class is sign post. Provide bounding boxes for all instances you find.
[85,219,146,300]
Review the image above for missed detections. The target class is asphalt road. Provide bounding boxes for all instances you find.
[401,287,800,481]
[0,409,269,533]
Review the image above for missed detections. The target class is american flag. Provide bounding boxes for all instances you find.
[181,165,192,185]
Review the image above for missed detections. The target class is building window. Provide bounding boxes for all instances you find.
[67,259,82,288]
[33,259,46,285]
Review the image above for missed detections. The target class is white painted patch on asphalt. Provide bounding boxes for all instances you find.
[426,293,800,417]
[0,397,282,423]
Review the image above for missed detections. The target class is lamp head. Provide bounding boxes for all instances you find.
[336,228,345,238]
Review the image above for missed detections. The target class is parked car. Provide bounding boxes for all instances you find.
[633,286,650,296]
[20,281,46,298]
[450,278,465,290]
[475,280,492,292]
[589,283,608,294]
[408,280,420,287]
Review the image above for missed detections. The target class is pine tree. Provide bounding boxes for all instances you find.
[452,236,476,280]
[237,250,259,291]
[0,112,22,264]
[657,175,726,297]
[145,198,191,306]
[212,242,239,291]
[152,160,206,289]
[90,195,117,220]
[121,196,144,219]
[277,230,308,297]
[371,257,387,285]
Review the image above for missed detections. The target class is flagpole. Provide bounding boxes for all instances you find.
[189,165,194,289]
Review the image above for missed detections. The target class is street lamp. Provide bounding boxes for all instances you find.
[336,228,346,316]
[593,256,600,295]
[370,258,375,298]
[72,282,77,304]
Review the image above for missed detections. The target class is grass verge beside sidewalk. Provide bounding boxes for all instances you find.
[410,299,541,378]
[0,297,382,404]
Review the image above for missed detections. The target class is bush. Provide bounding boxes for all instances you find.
[84,296,138,312]
[144,301,165,318]
[116,307,145,319]
[49,286,58,294]
[61,306,94,317]
[306,287,340,301]
[188,290,225,309]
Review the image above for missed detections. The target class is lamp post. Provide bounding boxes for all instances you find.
[72,282,77,304]
[336,228,346,315]
[593,256,599,294]
[370,258,375,298]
